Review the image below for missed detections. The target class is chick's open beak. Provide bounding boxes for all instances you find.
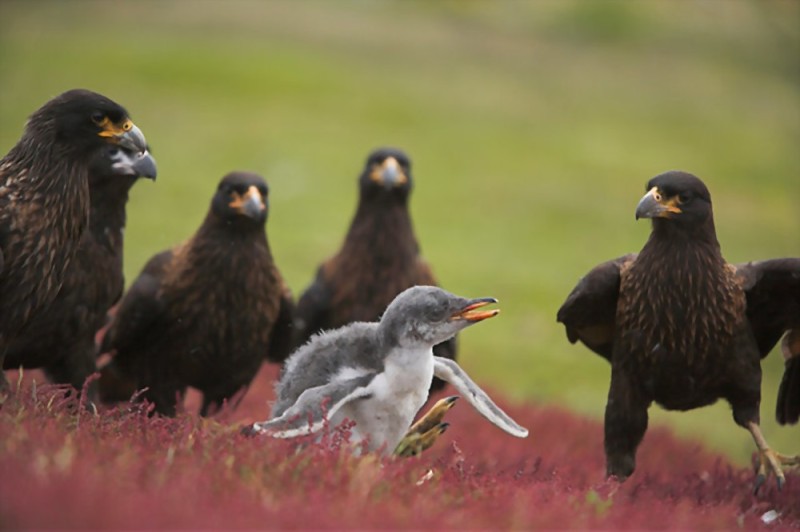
[451,297,500,322]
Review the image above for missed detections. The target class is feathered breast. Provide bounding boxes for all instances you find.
[616,241,746,368]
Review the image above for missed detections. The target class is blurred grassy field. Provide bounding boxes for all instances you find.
[1,0,797,464]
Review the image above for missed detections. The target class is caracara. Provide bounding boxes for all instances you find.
[557,171,799,491]
[292,148,455,392]
[99,171,294,416]
[4,145,156,394]
[0,89,148,391]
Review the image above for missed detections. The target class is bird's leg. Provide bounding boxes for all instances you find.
[44,344,98,403]
[747,421,800,493]
[393,422,450,458]
[604,369,649,480]
[393,396,458,458]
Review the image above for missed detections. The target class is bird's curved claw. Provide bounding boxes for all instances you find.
[753,473,766,495]
[753,448,798,494]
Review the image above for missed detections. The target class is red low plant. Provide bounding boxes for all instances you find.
[1,365,797,529]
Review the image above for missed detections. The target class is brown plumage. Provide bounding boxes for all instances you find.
[292,148,455,392]
[557,171,799,491]
[0,89,148,391]
[98,171,294,416]
[4,145,156,393]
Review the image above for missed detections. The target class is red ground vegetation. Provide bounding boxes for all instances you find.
[1,364,798,530]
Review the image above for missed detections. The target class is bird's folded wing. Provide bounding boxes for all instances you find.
[265,281,296,363]
[252,373,376,438]
[556,254,637,362]
[100,249,173,354]
[292,266,332,349]
[433,356,528,438]
[736,258,800,425]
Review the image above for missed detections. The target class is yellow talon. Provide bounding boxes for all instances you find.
[748,421,799,494]
[394,396,458,457]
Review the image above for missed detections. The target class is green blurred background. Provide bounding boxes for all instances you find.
[1,0,798,464]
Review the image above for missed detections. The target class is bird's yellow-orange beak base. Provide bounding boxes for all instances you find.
[369,156,408,188]
[228,185,266,220]
[95,115,148,154]
[635,186,683,220]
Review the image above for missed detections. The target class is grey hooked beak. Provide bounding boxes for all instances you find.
[382,158,400,186]
[370,156,408,188]
[115,123,148,153]
[229,185,266,220]
[97,116,148,154]
[131,149,157,180]
[635,187,681,220]
[108,147,157,180]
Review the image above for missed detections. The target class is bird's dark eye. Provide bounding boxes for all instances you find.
[259,185,268,196]
[91,111,105,125]
[677,192,691,204]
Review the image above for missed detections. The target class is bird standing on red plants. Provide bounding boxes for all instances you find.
[248,286,528,455]
[0,89,149,392]
[292,148,456,393]
[4,144,156,394]
[557,171,799,492]
[99,171,294,416]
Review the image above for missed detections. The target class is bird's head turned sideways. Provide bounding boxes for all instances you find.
[30,89,148,156]
[378,285,499,348]
[88,145,158,185]
[359,147,413,201]
[211,171,269,226]
[635,171,714,233]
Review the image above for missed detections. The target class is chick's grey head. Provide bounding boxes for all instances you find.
[378,286,499,348]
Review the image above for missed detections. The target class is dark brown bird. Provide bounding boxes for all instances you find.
[557,171,799,492]
[98,171,294,416]
[292,148,455,392]
[0,89,148,391]
[4,145,156,393]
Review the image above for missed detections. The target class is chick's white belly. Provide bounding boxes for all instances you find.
[334,354,434,452]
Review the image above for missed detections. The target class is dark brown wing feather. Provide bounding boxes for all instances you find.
[292,266,332,349]
[736,258,800,424]
[266,283,296,363]
[97,250,172,402]
[777,332,800,425]
[556,254,637,362]
[100,249,173,355]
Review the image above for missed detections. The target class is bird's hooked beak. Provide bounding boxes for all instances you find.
[97,117,148,153]
[450,297,500,322]
[229,185,266,220]
[635,186,682,220]
[109,148,157,180]
[370,156,408,188]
